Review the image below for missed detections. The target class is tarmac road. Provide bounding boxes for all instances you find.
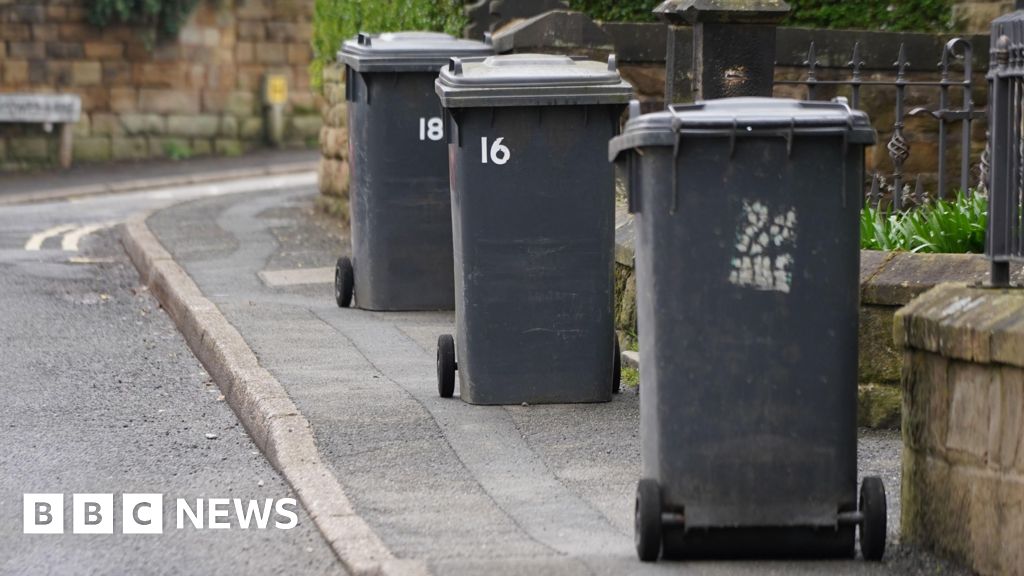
[0,175,342,575]
[144,185,974,576]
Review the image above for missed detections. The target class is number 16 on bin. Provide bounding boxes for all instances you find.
[481,137,510,165]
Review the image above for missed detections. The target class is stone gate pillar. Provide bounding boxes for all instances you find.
[655,0,791,103]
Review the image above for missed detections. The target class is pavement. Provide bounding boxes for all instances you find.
[133,182,973,576]
[0,149,319,206]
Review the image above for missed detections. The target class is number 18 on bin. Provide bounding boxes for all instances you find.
[419,117,444,141]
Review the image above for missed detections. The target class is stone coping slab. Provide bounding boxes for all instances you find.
[895,283,1024,369]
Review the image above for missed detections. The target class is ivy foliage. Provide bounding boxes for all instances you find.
[785,0,954,32]
[568,0,659,22]
[86,0,200,39]
[312,0,466,89]
[568,0,954,31]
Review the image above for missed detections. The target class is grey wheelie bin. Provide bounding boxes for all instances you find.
[333,32,492,311]
[434,54,633,404]
[609,98,888,562]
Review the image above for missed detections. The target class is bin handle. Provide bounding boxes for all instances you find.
[729,119,738,159]
[448,57,464,75]
[671,131,682,215]
[667,107,860,211]
[357,32,372,47]
[344,66,353,103]
[842,124,851,209]
[628,99,641,121]
[786,118,795,157]
[626,152,640,214]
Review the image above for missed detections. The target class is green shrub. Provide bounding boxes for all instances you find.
[86,0,200,39]
[163,140,193,161]
[568,0,954,31]
[311,0,466,91]
[860,191,987,254]
[621,365,640,389]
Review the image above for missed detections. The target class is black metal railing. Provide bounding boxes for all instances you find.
[777,39,985,210]
[987,5,1024,286]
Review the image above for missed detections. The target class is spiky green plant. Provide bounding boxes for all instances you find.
[860,191,987,254]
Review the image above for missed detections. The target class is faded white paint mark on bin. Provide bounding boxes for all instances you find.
[729,201,797,294]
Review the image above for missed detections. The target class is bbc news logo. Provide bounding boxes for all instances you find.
[23,494,298,534]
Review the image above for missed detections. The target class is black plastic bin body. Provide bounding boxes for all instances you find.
[436,54,633,405]
[339,32,492,311]
[610,98,877,558]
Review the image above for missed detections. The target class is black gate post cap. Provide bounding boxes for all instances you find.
[653,0,791,25]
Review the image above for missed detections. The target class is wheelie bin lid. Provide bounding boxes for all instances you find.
[339,31,494,73]
[435,53,635,108]
[609,97,876,162]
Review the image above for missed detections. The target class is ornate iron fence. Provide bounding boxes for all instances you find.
[777,39,985,210]
[987,5,1024,286]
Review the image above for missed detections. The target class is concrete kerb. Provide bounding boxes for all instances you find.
[121,214,424,576]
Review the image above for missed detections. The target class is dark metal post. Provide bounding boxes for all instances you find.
[988,34,1012,286]
[987,6,1024,287]
[889,45,910,210]
[655,0,791,102]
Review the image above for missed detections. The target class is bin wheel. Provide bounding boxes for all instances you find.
[859,476,887,562]
[635,478,662,562]
[612,339,622,395]
[334,257,354,308]
[437,334,456,399]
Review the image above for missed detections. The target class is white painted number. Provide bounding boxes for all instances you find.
[419,117,443,141]
[480,137,510,165]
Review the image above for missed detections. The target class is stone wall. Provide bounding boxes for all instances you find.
[896,283,1024,576]
[317,63,348,220]
[0,0,321,170]
[856,252,1022,427]
[955,0,1017,32]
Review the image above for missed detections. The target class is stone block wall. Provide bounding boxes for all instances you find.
[896,283,1024,576]
[856,252,1023,427]
[955,1,1017,32]
[317,63,348,220]
[0,0,321,170]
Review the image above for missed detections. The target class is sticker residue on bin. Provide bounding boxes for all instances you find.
[729,201,797,294]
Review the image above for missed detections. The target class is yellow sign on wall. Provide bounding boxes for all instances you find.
[265,75,289,106]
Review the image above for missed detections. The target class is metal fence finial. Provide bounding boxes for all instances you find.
[776,36,982,210]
